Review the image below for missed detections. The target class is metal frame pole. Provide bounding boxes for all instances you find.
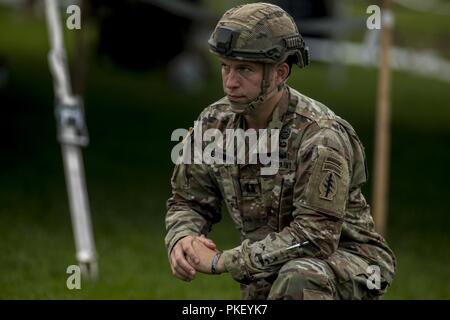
[44,0,97,279]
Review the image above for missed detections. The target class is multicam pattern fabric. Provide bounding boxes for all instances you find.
[208,2,308,67]
[165,86,396,299]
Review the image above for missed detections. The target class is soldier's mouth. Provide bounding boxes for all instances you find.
[227,95,246,102]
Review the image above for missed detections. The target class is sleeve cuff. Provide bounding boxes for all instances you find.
[222,246,251,283]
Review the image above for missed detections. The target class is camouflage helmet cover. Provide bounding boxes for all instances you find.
[208,2,309,68]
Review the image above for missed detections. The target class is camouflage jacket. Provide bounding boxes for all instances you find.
[165,86,396,285]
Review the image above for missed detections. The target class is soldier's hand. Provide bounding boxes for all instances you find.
[187,239,220,274]
[169,235,216,282]
[197,234,216,250]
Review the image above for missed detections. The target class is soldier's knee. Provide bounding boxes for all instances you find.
[267,259,335,300]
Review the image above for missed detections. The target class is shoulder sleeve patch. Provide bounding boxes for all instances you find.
[300,145,350,218]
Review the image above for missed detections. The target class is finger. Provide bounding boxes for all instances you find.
[198,236,216,250]
[170,242,196,281]
[174,264,194,281]
[171,246,195,277]
[199,234,214,245]
[170,262,186,281]
[174,246,197,275]
[171,253,195,281]
[174,269,192,282]
[170,258,191,282]
[181,240,200,265]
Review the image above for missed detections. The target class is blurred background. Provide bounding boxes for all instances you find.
[0,0,449,299]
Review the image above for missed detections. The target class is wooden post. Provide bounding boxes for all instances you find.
[372,0,393,236]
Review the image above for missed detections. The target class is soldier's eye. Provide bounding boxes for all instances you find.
[236,67,251,76]
[221,63,230,72]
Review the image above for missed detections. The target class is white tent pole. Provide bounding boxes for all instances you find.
[44,0,97,279]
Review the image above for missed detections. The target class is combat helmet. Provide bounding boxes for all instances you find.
[208,2,309,114]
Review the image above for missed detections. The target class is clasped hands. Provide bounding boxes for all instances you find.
[169,235,226,282]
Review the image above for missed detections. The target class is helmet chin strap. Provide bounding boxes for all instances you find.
[229,64,285,115]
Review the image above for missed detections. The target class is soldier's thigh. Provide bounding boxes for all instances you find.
[267,250,378,300]
[268,257,337,300]
[240,278,274,300]
[326,250,381,300]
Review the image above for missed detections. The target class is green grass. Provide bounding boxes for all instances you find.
[1,4,450,299]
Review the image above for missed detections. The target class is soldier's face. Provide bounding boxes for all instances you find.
[220,58,265,104]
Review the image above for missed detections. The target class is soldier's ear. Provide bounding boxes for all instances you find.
[275,63,290,85]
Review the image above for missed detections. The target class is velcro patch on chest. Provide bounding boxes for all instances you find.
[240,178,261,197]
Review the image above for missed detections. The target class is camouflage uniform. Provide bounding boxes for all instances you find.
[165,3,396,300]
[165,87,396,299]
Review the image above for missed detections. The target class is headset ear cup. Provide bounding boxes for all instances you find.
[295,51,304,68]
[295,47,310,68]
[302,47,310,67]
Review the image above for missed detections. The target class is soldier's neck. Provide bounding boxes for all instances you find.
[244,90,284,130]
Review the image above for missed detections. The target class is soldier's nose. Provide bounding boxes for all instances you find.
[225,71,240,89]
